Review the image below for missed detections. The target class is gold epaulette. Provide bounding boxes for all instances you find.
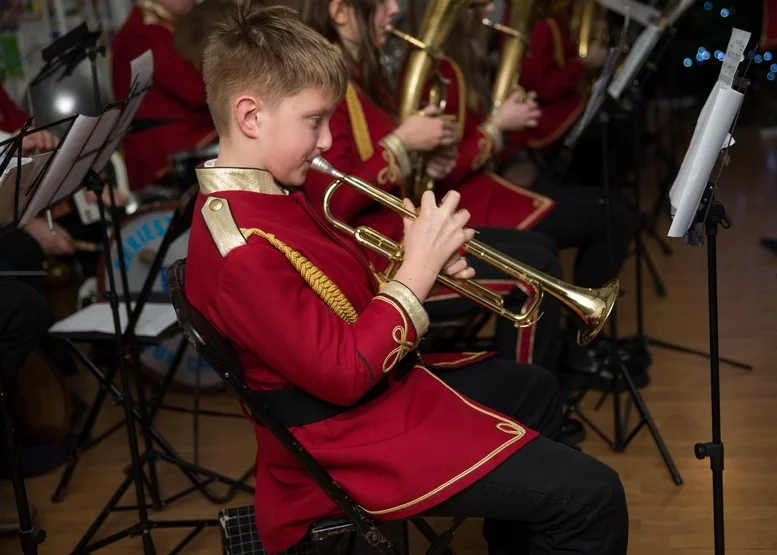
[201,197,247,257]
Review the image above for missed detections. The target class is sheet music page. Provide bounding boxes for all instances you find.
[667,28,750,238]
[0,130,12,143]
[564,46,622,147]
[19,115,99,225]
[49,301,178,339]
[48,108,122,206]
[607,24,661,99]
[93,50,154,171]
[0,157,35,225]
[594,0,660,27]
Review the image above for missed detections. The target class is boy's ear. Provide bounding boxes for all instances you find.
[234,95,263,139]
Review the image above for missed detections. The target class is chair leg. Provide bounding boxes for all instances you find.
[425,517,466,555]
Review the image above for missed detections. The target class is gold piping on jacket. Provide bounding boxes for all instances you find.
[472,134,493,171]
[362,367,526,515]
[345,83,375,162]
[240,228,360,324]
[485,172,555,230]
[197,167,285,195]
[377,149,401,185]
[547,18,567,69]
[374,296,414,373]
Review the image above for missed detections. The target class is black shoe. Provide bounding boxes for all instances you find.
[559,417,585,446]
[760,237,777,255]
[560,335,651,392]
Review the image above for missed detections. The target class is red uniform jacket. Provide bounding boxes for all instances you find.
[420,58,556,231]
[0,85,30,132]
[510,12,588,150]
[111,0,216,190]
[185,165,538,554]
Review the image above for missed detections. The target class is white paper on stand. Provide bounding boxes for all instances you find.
[667,28,751,238]
[608,24,661,99]
[94,50,154,172]
[49,301,178,340]
[19,114,99,225]
[0,157,35,225]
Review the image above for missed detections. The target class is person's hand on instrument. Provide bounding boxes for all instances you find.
[393,105,459,152]
[424,145,458,180]
[393,190,476,302]
[23,217,75,256]
[14,125,59,154]
[581,43,608,69]
[85,187,129,207]
[491,91,542,132]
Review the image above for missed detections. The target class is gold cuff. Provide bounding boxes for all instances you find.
[480,121,505,154]
[379,134,413,179]
[380,280,430,337]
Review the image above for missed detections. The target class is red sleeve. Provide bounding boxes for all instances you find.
[209,243,428,406]
[521,19,585,103]
[306,97,406,223]
[437,113,499,190]
[114,23,206,109]
[0,86,30,132]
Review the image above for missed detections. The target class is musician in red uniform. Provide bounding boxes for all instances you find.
[111,0,217,191]
[185,5,628,554]
[298,1,571,389]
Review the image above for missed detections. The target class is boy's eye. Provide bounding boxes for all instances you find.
[311,117,322,128]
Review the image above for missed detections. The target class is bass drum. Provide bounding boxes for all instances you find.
[95,202,224,392]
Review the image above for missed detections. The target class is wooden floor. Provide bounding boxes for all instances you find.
[2,123,776,554]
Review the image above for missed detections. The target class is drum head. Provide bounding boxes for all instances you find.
[97,204,224,392]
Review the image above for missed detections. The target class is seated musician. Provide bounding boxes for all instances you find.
[111,0,217,191]
[184,4,628,554]
[298,0,567,386]
[401,1,639,373]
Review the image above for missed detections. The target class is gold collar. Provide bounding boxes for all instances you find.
[196,167,285,195]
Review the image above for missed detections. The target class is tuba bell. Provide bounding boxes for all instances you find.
[391,0,473,202]
[312,156,619,347]
[484,0,539,114]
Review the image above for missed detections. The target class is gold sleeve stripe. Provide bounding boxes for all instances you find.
[480,121,504,154]
[379,133,413,179]
[379,281,430,337]
[345,82,375,162]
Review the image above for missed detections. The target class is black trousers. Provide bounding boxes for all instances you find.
[0,272,50,380]
[530,183,639,290]
[429,360,629,555]
[424,228,563,376]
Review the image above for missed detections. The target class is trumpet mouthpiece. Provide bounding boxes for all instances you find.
[311,156,343,178]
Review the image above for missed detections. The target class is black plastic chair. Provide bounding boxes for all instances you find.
[166,259,465,555]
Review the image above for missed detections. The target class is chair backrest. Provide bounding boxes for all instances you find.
[166,259,397,554]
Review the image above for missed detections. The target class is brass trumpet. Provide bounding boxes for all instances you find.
[312,156,618,346]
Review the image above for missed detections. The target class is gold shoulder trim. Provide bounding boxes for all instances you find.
[241,228,360,324]
[546,18,566,69]
[201,197,247,257]
[345,82,375,162]
[441,56,467,141]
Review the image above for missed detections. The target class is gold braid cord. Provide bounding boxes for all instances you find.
[241,228,360,324]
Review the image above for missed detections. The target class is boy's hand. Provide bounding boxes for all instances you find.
[392,191,475,302]
[425,145,458,180]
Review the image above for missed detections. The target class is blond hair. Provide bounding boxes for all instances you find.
[202,2,349,135]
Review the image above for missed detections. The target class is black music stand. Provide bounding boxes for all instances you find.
[28,50,253,553]
[0,119,76,555]
[609,10,753,373]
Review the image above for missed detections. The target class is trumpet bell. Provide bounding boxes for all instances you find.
[571,278,619,346]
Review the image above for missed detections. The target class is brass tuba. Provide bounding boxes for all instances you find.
[312,156,619,346]
[391,0,473,202]
[571,0,610,89]
[484,0,539,114]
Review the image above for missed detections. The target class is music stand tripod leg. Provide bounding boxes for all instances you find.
[0,370,47,555]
